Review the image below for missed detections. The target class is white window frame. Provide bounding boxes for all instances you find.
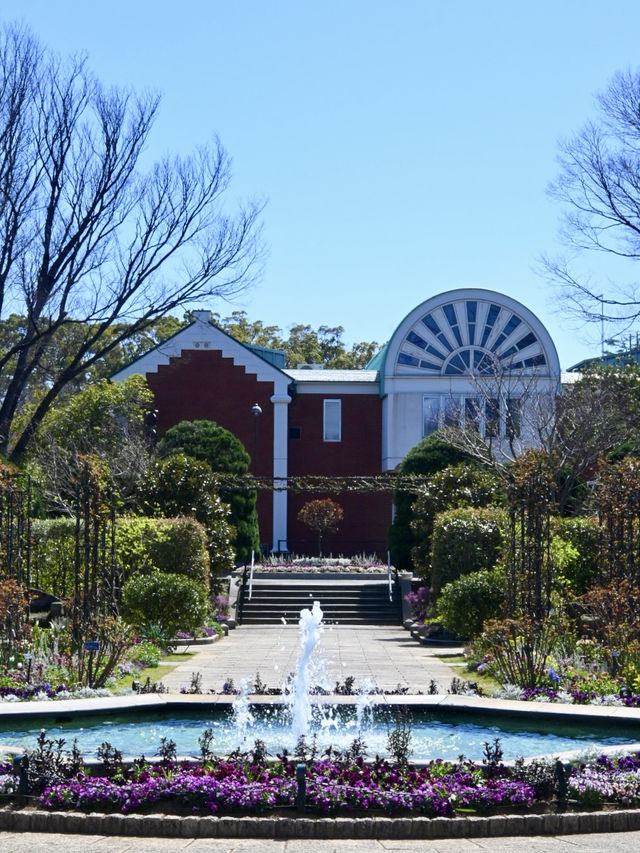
[323,399,342,442]
[422,394,521,439]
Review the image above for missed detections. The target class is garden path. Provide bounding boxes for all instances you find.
[1,829,638,851]
[159,624,463,695]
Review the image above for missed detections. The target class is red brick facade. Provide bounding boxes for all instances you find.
[112,289,560,560]
[142,345,389,556]
[286,393,390,554]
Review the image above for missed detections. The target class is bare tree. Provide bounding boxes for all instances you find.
[437,354,556,467]
[0,24,262,461]
[542,69,640,332]
[439,359,640,513]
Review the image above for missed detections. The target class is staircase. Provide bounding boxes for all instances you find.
[238,575,402,625]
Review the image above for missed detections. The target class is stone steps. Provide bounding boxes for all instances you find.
[238,579,401,624]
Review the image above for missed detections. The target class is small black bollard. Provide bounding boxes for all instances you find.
[555,758,567,809]
[13,754,29,795]
[296,762,306,812]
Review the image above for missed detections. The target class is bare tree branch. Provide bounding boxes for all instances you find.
[0,23,262,460]
[543,69,640,333]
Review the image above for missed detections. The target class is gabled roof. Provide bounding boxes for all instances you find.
[110,310,291,391]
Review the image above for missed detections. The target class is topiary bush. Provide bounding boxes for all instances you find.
[388,435,473,571]
[115,516,210,587]
[121,571,208,638]
[410,462,504,578]
[430,506,506,597]
[158,420,260,561]
[136,453,234,576]
[436,568,506,639]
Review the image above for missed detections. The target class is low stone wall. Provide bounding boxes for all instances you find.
[2,806,640,839]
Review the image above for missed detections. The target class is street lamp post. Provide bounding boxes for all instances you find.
[251,403,262,474]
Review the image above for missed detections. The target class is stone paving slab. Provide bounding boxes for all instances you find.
[159,625,461,695]
[2,830,640,851]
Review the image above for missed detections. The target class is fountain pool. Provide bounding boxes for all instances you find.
[1,704,638,762]
[2,601,639,764]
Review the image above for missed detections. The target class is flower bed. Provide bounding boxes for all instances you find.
[253,556,388,574]
[5,750,638,818]
[36,755,536,817]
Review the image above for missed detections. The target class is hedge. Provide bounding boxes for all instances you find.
[115,516,210,588]
[549,515,599,594]
[30,518,77,599]
[436,568,507,639]
[121,571,208,638]
[430,506,506,597]
[29,516,210,602]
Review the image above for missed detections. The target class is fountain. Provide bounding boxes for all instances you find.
[231,677,254,748]
[287,600,325,741]
[2,601,640,761]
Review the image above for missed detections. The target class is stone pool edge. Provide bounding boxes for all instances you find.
[3,691,640,726]
[3,694,640,839]
[2,804,640,839]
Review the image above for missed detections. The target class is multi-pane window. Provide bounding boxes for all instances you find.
[323,399,341,442]
[423,395,521,439]
[423,397,440,437]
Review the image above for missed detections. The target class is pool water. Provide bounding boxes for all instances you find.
[0,706,636,761]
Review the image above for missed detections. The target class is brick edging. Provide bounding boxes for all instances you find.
[2,807,640,839]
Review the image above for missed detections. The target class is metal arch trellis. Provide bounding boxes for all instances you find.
[0,471,31,586]
[0,465,119,634]
[212,472,434,494]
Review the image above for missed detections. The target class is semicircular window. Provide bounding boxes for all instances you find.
[396,299,547,375]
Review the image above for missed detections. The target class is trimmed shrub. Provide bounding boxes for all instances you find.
[159,420,260,561]
[550,516,599,594]
[436,568,506,639]
[410,463,504,578]
[121,571,208,638]
[430,506,506,597]
[388,435,473,571]
[115,516,209,587]
[137,453,234,576]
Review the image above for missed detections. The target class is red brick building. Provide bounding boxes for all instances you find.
[112,289,560,556]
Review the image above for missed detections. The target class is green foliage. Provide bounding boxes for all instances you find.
[127,640,162,669]
[550,516,599,595]
[436,568,507,639]
[115,516,210,587]
[0,314,186,409]
[30,518,77,598]
[122,571,209,638]
[25,375,154,511]
[212,310,381,369]
[159,420,259,560]
[137,453,234,576]
[430,506,506,596]
[388,435,473,571]
[410,462,504,575]
[476,616,564,689]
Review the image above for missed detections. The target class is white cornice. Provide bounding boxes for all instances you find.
[111,316,291,393]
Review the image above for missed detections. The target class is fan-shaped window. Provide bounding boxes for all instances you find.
[397,298,547,377]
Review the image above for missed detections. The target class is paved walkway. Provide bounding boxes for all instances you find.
[160,625,462,695]
[1,830,640,851]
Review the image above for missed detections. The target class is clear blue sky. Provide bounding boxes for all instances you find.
[4,1,640,370]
